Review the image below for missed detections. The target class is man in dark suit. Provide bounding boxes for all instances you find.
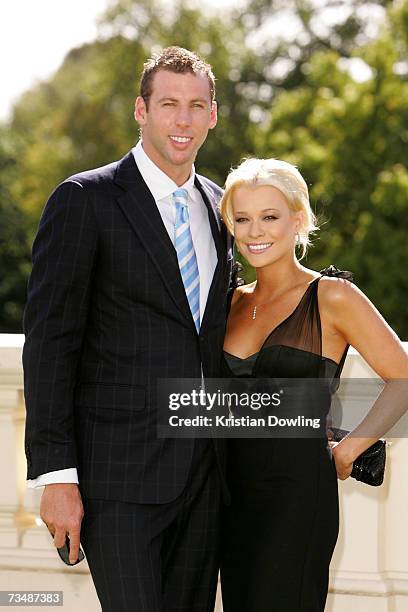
[23,46,232,611]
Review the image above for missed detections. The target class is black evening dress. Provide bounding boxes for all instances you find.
[220,267,353,612]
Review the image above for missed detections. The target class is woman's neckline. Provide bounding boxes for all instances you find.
[224,275,321,361]
[223,345,340,368]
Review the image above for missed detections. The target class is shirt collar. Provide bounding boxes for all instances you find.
[132,140,196,202]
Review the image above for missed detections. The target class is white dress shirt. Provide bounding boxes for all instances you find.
[27,141,218,488]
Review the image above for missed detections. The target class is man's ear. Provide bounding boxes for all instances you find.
[209,100,218,130]
[134,96,147,126]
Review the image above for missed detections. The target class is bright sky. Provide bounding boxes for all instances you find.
[0,0,239,121]
[1,0,107,120]
[1,0,379,121]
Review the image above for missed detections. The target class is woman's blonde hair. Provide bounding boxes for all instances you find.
[220,158,318,259]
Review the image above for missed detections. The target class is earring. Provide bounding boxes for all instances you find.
[295,233,301,246]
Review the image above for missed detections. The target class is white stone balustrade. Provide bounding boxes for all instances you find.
[0,334,407,611]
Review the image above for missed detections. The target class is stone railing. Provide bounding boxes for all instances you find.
[0,334,407,611]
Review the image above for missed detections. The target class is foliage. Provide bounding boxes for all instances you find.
[250,11,408,335]
[0,129,32,331]
[0,0,407,335]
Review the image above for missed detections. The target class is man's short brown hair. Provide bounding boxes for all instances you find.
[140,46,216,108]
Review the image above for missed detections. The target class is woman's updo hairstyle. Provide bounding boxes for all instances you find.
[220,158,318,259]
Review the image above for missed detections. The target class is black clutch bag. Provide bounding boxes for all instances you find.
[329,427,386,486]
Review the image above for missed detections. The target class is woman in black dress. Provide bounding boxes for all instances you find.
[218,158,408,611]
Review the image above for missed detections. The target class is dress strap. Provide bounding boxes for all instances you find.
[319,265,354,382]
[319,265,353,283]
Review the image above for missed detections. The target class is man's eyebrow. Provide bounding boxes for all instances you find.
[157,97,209,104]
[158,97,177,102]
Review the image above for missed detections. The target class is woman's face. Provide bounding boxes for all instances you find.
[231,184,302,268]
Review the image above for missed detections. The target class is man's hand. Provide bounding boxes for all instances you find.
[40,483,84,564]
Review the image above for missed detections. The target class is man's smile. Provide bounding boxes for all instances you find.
[169,135,193,144]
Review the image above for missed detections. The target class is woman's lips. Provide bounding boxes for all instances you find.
[247,242,273,254]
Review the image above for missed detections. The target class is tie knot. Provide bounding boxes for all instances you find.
[173,189,188,208]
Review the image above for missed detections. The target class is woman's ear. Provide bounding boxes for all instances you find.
[294,210,305,234]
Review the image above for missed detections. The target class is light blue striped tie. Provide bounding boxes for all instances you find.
[173,189,200,333]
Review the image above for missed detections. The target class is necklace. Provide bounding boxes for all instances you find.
[251,299,275,320]
[250,292,279,320]
[250,277,317,320]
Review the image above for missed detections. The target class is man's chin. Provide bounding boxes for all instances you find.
[168,148,196,164]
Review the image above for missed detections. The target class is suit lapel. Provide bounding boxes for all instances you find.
[113,152,227,332]
[194,176,223,258]
[194,176,227,333]
[114,152,194,326]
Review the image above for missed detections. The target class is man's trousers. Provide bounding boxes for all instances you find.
[80,438,222,611]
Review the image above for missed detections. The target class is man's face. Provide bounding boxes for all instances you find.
[134,69,217,182]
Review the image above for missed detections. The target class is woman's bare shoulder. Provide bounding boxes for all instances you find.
[317,275,362,315]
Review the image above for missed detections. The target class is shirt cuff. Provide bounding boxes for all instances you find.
[27,468,79,489]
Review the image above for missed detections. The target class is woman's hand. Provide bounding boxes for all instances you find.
[329,441,354,480]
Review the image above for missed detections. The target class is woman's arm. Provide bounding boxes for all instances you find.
[319,278,408,479]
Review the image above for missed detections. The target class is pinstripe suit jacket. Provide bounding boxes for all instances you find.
[23,151,233,504]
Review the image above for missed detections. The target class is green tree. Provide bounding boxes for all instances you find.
[9,0,258,220]
[1,0,407,336]
[0,128,32,332]
[250,4,408,336]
